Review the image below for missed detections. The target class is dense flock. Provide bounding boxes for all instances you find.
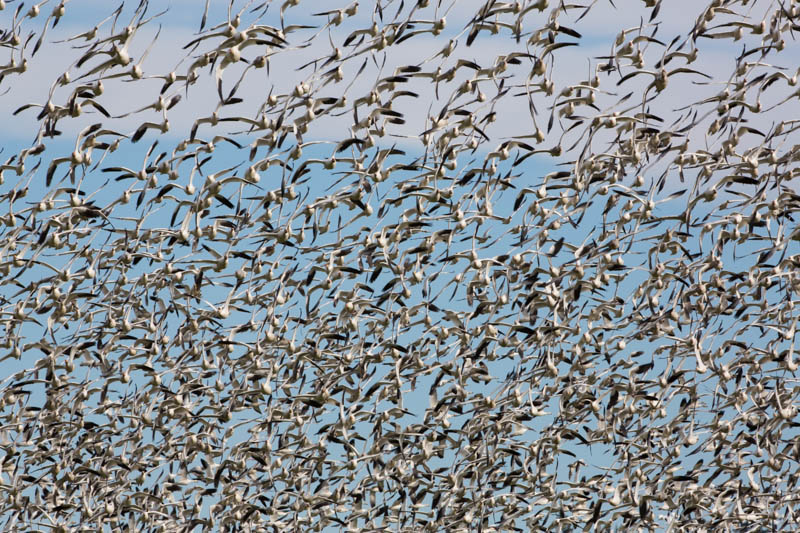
[1,0,800,531]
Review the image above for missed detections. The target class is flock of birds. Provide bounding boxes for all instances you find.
[1,0,800,530]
